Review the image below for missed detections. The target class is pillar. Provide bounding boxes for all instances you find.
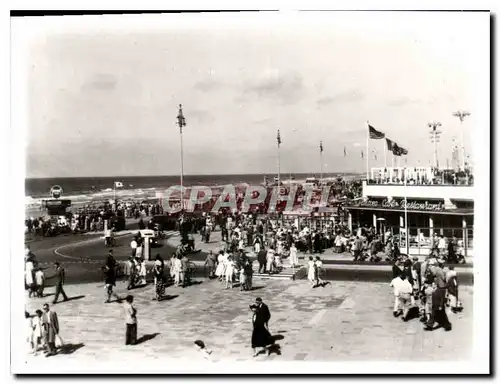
[143,237,150,261]
[348,211,352,233]
[429,215,434,238]
[462,216,467,257]
[373,213,377,230]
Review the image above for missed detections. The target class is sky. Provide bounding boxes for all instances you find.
[17,12,489,178]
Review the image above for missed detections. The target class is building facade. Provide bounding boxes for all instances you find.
[344,167,474,256]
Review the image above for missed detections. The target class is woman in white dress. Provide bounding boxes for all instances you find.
[225,255,235,289]
[32,310,44,355]
[25,311,33,352]
[266,249,275,274]
[138,258,147,286]
[221,251,230,281]
[289,243,298,267]
[307,256,317,288]
[335,234,343,253]
[215,251,225,281]
[25,259,35,298]
[169,254,176,282]
[173,255,182,287]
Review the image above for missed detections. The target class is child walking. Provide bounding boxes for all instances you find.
[35,268,45,298]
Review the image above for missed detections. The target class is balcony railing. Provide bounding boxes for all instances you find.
[367,178,473,187]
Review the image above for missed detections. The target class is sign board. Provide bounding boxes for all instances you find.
[139,229,155,238]
[44,199,71,208]
[43,199,72,216]
[353,198,445,212]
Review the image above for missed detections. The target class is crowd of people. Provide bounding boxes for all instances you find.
[23,199,468,356]
[25,246,69,304]
[390,253,463,331]
[369,167,474,186]
[25,304,62,356]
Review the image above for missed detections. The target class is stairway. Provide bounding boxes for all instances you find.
[251,261,306,281]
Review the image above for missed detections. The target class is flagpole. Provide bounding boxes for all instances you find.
[177,104,186,213]
[113,184,116,212]
[180,128,184,211]
[384,141,387,168]
[366,121,369,180]
[277,130,281,187]
[320,142,323,183]
[277,144,280,187]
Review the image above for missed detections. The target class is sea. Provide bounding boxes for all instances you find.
[25,173,362,217]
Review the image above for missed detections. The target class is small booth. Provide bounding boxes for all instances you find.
[139,229,155,261]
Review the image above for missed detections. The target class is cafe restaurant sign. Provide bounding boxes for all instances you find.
[358,199,444,212]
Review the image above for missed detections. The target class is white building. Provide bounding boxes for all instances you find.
[344,167,474,256]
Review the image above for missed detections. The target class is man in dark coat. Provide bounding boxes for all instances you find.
[42,303,60,356]
[257,248,267,274]
[51,262,68,304]
[447,237,457,263]
[103,251,121,303]
[424,258,452,331]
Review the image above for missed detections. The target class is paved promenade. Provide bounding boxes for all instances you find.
[21,274,473,370]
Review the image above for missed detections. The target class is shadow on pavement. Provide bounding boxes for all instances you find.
[136,333,160,345]
[271,334,285,342]
[405,306,420,321]
[250,286,265,291]
[186,281,203,287]
[160,295,179,301]
[59,342,85,355]
[64,295,86,303]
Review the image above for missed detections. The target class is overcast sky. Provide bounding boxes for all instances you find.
[19,12,488,178]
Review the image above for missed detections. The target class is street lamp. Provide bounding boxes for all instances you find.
[177,104,186,211]
[452,110,470,170]
[428,121,442,168]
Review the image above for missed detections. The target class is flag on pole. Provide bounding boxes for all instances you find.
[277,129,281,147]
[344,146,347,157]
[392,143,409,156]
[386,138,394,152]
[177,104,186,133]
[114,181,124,188]
[368,124,385,139]
[319,141,323,153]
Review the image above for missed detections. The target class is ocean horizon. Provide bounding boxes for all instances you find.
[25,172,363,198]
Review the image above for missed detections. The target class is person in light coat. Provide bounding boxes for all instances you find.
[266,249,275,275]
[289,243,299,267]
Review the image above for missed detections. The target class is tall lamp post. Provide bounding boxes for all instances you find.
[452,110,470,171]
[428,121,442,168]
[177,104,186,211]
[277,129,281,187]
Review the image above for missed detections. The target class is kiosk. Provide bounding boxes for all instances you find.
[139,229,155,261]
